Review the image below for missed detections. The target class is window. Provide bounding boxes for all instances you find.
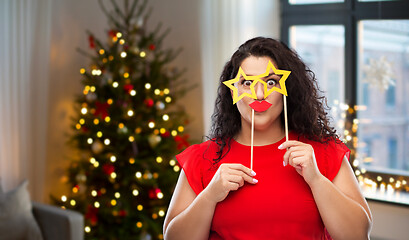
[282,0,409,205]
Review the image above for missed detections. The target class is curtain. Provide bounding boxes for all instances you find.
[0,0,52,201]
[200,0,280,135]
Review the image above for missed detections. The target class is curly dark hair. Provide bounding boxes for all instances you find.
[208,37,338,164]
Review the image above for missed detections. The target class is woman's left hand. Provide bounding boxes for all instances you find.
[279,140,323,186]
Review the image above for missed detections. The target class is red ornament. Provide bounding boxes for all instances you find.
[174,134,190,150]
[85,205,98,226]
[148,188,161,199]
[102,164,115,175]
[149,44,156,51]
[119,210,127,217]
[144,99,154,108]
[89,35,95,49]
[108,30,117,38]
[161,131,171,138]
[94,101,109,119]
[81,126,89,133]
[123,84,133,94]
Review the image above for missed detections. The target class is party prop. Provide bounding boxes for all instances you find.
[223,60,291,170]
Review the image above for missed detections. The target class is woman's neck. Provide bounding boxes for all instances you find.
[234,120,285,146]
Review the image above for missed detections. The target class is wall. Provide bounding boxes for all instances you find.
[369,201,409,240]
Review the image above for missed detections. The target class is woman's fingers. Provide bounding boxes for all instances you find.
[229,169,258,184]
[227,163,256,177]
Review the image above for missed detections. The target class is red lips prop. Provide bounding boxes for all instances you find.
[249,100,272,112]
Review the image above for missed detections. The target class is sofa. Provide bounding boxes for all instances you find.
[32,202,84,240]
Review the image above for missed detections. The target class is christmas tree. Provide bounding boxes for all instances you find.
[53,1,191,239]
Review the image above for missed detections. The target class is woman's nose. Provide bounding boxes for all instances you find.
[255,82,264,100]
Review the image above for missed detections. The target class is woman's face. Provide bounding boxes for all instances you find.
[234,56,283,131]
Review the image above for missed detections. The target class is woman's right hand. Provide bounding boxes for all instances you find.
[202,163,258,203]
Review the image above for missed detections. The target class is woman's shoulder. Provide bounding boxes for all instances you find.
[176,139,219,161]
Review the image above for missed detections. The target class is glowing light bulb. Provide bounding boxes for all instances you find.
[169,160,176,166]
[110,172,116,179]
[164,88,170,94]
[81,107,88,115]
[91,190,97,197]
[140,51,146,57]
[61,195,67,202]
[97,131,103,138]
[120,52,127,58]
[70,200,76,206]
[104,139,110,145]
[157,192,164,199]
[148,121,155,128]
[112,82,119,88]
[115,192,120,198]
[158,210,165,217]
[128,110,134,117]
[80,68,86,74]
[133,189,139,196]
[137,205,143,211]
[165,96,172,103]
[94,201,100,208]
[135,172,142,178]
[130,90,136,96]
[156,157,163,163]
[87,138,93,144]
[163,114,169,121]
[145,83,151,89]
[154,89,160,95]
[85,226,91,233]
[110,156,116,162]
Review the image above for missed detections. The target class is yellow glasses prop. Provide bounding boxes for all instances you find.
[223,60,291,104]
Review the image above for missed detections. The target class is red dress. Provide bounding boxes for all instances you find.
[176,132,350,240]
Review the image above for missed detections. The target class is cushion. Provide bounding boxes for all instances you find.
[0,180,43,240]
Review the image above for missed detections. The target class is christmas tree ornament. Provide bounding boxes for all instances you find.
[75,173,87,183]
[155,101,165,110]
[117,125,129,134]
[123,84,134,94]
[91,140,104,154]
[144,99,154,108]
[94,101,109,119]
[85,92,97,102]
[362,56,395,91]
[148,134,161,148]
[89,35,95,49]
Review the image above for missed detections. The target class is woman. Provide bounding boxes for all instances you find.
[163,37,372,239]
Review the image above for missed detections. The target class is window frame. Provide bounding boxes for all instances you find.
[281,0,409,206]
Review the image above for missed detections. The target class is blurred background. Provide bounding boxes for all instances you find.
[1,0,409,239]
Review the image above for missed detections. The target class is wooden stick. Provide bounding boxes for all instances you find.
[283,95,289,142]
[251,108,254,170]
